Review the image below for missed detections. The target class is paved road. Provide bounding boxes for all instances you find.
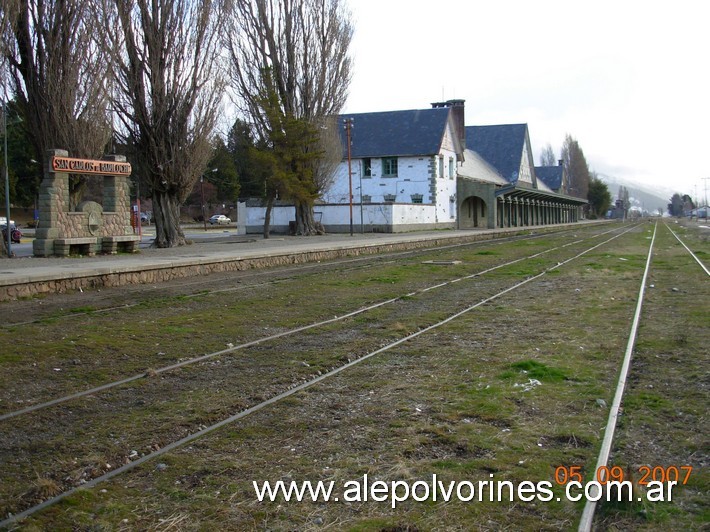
[7,225,241,258]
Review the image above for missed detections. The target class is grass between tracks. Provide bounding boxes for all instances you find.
[4,222,708,530]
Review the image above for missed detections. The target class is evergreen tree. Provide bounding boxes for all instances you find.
[668,193,684,216]
[207,137,240,205]
[0,100,42,209]
[588,176,611,218]
[227,118,264,198]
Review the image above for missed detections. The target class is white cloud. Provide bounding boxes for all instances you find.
[343,0,709,197]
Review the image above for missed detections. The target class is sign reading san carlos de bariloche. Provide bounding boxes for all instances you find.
[51,156,132,176]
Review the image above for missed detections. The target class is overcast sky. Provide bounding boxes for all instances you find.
[342,0,709,202]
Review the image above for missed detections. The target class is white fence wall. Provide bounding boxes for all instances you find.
[246,203,453,234]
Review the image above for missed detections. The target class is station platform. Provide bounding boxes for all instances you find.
[0,223,595,301]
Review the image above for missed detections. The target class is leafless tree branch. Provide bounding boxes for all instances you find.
[94,0,226,247]
[2,0,112,205]
[223,0,353,234]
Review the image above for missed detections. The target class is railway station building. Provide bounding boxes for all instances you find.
[245,99,587,233]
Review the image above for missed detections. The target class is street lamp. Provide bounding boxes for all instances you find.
[343,118,354,236]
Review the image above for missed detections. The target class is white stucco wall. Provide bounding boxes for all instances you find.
[323,156,434,205]
[246,205,294,228]
[322,127,459,225]
[245,203,445,233]
[434,121,459,221]
[517,144,534,185]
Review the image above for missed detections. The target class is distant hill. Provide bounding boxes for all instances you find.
[596,173,672,214]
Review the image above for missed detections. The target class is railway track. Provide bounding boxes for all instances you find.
[1,221,706,529]
[1,225,592,329]
[0,224,620,410]
[0,224,623,422]
[582,222,709,530]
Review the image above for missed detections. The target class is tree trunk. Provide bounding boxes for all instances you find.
[152,190,189,248]
[0,233,9,258]
[69,176,88,211]
[294,199,324,236]
[263,195,274,239]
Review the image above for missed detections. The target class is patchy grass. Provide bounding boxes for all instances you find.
[5,223,707,529]
[498,360,568,382]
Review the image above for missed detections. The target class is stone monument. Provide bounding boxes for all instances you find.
[33,149,140,256]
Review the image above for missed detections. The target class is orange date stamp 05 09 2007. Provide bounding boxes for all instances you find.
[554,465,693,487]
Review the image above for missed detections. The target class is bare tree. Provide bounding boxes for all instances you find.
[2,0,112,207]
[539,143,556,167]
[225,0,353,235]
[0,0,19,52]
[95,0,225,248]
[312,114,342,199]
[561,134,590,201]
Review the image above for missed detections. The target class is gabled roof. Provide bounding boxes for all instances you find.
[458,149,509,186]
[535,165,564,191]
[339,107,453,158]
[535,175,554,193]
[464,124,528,183]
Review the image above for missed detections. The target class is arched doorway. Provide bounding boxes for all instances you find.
[460,196,487,228]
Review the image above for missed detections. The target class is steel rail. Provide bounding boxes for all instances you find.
[3,225,586,329]
[0,225,638,528]
[577,222,657,531]
[664,223,710,276]
[0,225,628,422]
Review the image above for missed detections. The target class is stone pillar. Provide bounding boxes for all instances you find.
[524,199,530,226]
[102,155,132,236]
[537,201,542,225]
[33,149,70,256]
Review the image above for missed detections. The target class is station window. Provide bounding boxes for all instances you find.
[382,157,398,177]
[362,158,372,178]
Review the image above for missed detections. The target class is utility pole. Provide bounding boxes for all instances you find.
[343,118,354,236]
[702,177,709,220]
[201,168,218,231]
[200,175,207,231]
[2,78,11,257]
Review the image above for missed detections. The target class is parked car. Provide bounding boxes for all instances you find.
[1,222,22,244]
[209,214,231,225]
[140,211,153,223]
